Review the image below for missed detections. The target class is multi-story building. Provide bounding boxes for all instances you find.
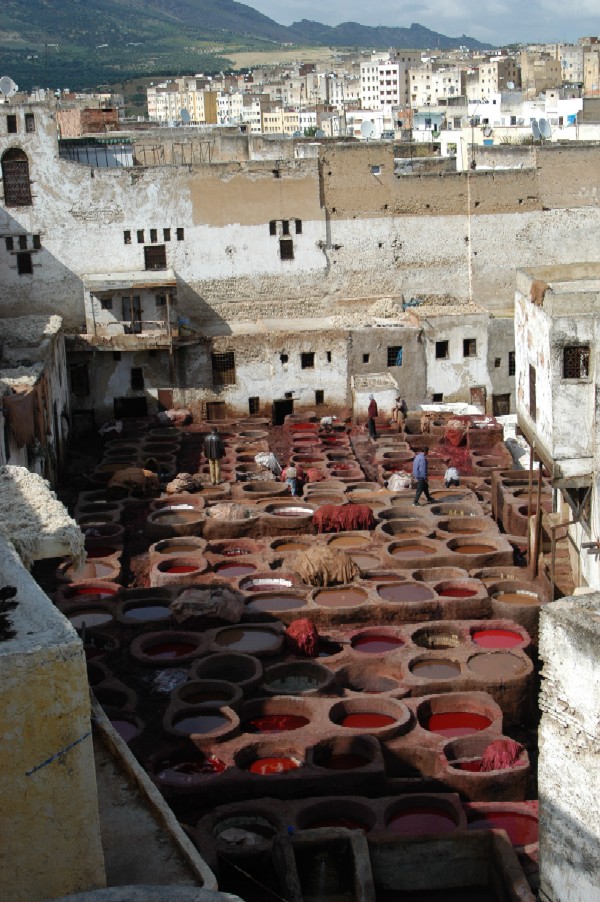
[519,51,562,99]
[360,50,421,110]
[410,64,465,107]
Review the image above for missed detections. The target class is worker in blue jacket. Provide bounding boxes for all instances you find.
[412,447,434,506]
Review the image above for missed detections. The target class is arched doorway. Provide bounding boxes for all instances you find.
[1,148,32,206]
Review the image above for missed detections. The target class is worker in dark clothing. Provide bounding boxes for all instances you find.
[367,394,378,439]
[203,426,226,484]
[412,447,434,506]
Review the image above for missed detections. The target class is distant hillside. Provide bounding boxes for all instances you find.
[0,0,491,92]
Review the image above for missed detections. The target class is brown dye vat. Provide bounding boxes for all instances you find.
[410,659,462,679]
[214,561,257,578]
[152,510,203,526]
[247,593,306,613]
[494,591,540,606]
[271,539,311,552]
[155,541,205,555]
[453,543,497,554]
[389,542,437,559]
[468,653,527,678]
[377,582,436,603]
[351,634,404,653]
[313,587,367,608]
[327,535,370,549]
[215,627,281,654]
[351,552,382,570]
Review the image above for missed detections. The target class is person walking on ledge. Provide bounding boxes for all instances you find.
[367,394,378,440]
[203,426,226,485]
[413,447,434,506]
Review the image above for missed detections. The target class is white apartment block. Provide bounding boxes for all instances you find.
[466,58,520,101]
[410,65,464,107]
[360,51,421,110]
[218,92,245,125]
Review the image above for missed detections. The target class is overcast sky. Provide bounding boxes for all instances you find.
[247,0,599,46]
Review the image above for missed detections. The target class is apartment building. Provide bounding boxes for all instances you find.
[410,64,465,107]
[360,51,421,110]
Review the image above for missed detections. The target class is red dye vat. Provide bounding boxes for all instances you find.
[163,564,198,574]
[452,758,483,772]
[468,811,538,846]
[309,818,368,831]
[472,629,523,649]
[341,713,396,729]
[322,754,371,770]
[439,586,478,598]
[215,562,256,577]
[352,635,404,653]
[246,714,309,733]
[426,712,492,737]
[145,641,197,659]
[387,806,457,835]
[248,756,301,775]
[69,586,117,598]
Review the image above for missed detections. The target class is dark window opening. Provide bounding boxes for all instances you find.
[18,234,27,250]
[211,351,236,386]
[363,353,370,363]
[494,358,501,368]
[3,413,9,460]
[2,148,32,206]
[131,367,144,391]
[279,238,294,260]
[25,113,35,133]
[280,353,289,364]
[150,228,158,243]
[301,352,315,369]
[148,350,157,358]
[70,363,90,397]
[144,244,166,270]
[508,351,516,376]
[529,364,537,422]
[163,228,171,241]
[282,220,290,235]
[32,234,41,250]
[563,345,590,379]
[155,294,166,307]
[326,351,332,363]
[315,389,324,405]
[176,227,184,241]
[463,338,477,357]
[269,220,277,236]
[432,392,444,402]
[101,298,113,310]
[113,351,121,360]
[206,401,227,421]
[387,345,403,366]
[7,114,17,134]
[137,229,144,243]
[492,393,511,416]
[272,169,281,179]
[248,396,260,415]
[5,237,13,251]
[435,341,449,359]
[16,252,32,275]
[295,219,302,234]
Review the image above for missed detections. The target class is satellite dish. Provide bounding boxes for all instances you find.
[292,130,302,137]
[0,76,18,100]
[315,128,325,138]
[539,118,552,139]
[531,118,541,140]
[448,86,455,95]
[360,120,374,139]
[180,109,191,125]
[506,81,515,90]
[483,126,493,137]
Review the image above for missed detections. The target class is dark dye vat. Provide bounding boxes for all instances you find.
[314,588,366,608]
[182,690,233,705]
[247,756,302,775]
[352,635,404,653]
[468,653,526,679]
[215,562,257,577]
[216,628,280,654]
[145,640,197,659]
[454,544,496,554]
[69,611,113,628]
[387,806,457,835]
[472,628,523,648]
[378,583,435,603]
[309,818,368,831]
[427,712,492,737]
[318,640,343,657]
[123,605,172,622]
[245,714,309,733]
[390,544,436,558]
[158,756,226,778]
[411,660,461,679]
[341,713,396,729]
[86,547,117,559]
[174,713,231,734]
[468,811,538,846]
[439,586,478,598]
[110,719,139,743]
[162,564,198,574]
[247,595,305,613]
[322,754,371,770]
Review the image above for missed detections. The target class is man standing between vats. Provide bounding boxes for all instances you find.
[412,447,434,506]
[367,394,378,439]
[203,426,225,485]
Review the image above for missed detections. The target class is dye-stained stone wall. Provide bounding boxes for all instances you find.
[0,536,105,901]
[539,595,600,902]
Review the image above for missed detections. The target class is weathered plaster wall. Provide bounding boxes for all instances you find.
[539,595,600,902]
[420,313,493,404]
[515,293,553,456]
[0,536,105,901]
[487,317,516,412]
[346,324,427,412]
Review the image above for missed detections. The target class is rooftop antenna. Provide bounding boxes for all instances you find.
[360,119,374,141]
[531,118,541,140]
[0,76,18,103]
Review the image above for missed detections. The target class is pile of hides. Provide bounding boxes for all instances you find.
[387,471,412,491]
[108,467,160,498]
[480,738,524,772]
[207,502,253,521]
[305,468,325,483]
[170,587,244,624]
[165,472,204,494]
[286,619,320,657]
[156,408,192,427]
[290,546,359,587]
[313,504,375,533]
[444,418,468,448]
[254,452,282,476]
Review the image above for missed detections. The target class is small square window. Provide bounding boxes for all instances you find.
[280,353,289,364]
[326,351,332,363]
[101,298,113,310]
[282,220,290,235]
[131,367,144,391]
[32,234,41,250]
[387,345,403,366]
[563,345,590,379]
[301,352,315,369]
[212,351,236,386]
[124,230,131,244]
[176,227,185,241]
[155,294,166,307]
[248,396,260,415]
[137,229,144,243]
[315,389,324,405]
[5,237,13,251]
[508,351,516,376]
[463,338,477,358]
[295,219,302,234]
[163,228,171,241]
[25,113,35,133]
[17,252,32,275]
[148,350,157,358]
[494,358,501,368]
[371,164,382,175]
[269,220,277,236]
[7,114,17,134]
[150,228,158,243]
[113,351,122,361]
[435,341,449,359]
[432,392,444,402]
[279,238,294,260]
[70,363,90,397]
[18,235,27,250]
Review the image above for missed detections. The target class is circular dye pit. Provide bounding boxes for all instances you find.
[121,603,172,623]
[110,719,140,743]
[272,540,310,552]
[173,712,232,735]
[351,553,382,570]
[240,577,293,593]
[214,562,257,578]
[61,561,119,581]
[377,582,436,603]
[155,541,205,555]
[308,817,370,831]
[156,754,226,781]
[85,546,120,559]
[435,583,479,598]
[327,535,370,549]
[410,659,461,680]
[152,510,203,526]
[452,544,497,555]
[160,563,200,574]
[247,756,302,775]
[247,593,306,613]
[426,712,492,737]
[389,543,437,559]
[264,506,314,517]
[313,587,367,608]
[69,610,113,629]
[468,653,527,679]
[472,628,523,649]
[215,627,281,654]
[244,714,310,733]
[321,754,371,770]
[386,806,458,835]
[493,591,540,607]
[143,640,198,660]
[341,712,397,729]
[352,634,404,653]
[64,584,118,600]
[468,811,538,846]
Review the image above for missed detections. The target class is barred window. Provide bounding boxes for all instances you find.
[463,338,477,358]
[2,148,32,206]
[529,364,537,422]
[387,345,403,366]
[279,237,294,260]
[212,351,236,386]
[563,345,590,379]
[144,244,166,270]
[508,351,516,376]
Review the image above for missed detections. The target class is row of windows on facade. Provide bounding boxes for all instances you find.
[6,113,35,135]
[124,228,184,245]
